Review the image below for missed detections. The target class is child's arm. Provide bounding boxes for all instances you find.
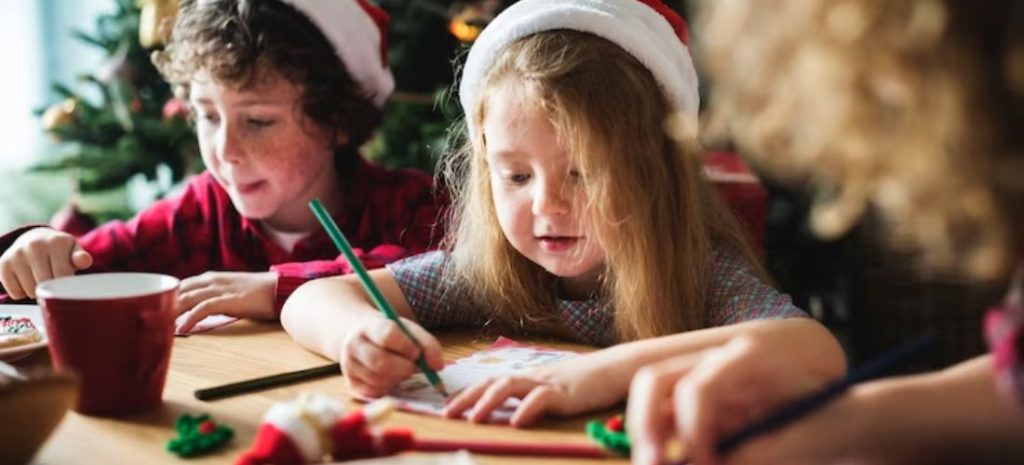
[631,350,1024,465]
[444,317,843,427]
[280,269,444,397]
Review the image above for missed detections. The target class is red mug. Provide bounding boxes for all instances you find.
[36,273,179,416]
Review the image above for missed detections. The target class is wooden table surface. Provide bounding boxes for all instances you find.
[17,318,628,465]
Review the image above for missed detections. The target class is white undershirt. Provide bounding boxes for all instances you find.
[263,227,309,254]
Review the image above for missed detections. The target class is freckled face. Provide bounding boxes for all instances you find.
[190,72,343,231]
[483,94,605,295]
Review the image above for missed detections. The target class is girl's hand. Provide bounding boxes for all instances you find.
[175,271,278,333]
[0,228,92,299]
[341,316,444,398]
[627,336,834,465]
[443,349,629,427]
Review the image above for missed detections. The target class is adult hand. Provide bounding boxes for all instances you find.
[628,335,830,465]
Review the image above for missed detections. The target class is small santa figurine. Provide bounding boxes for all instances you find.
[236,394,413,465]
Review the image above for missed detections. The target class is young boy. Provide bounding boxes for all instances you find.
[0,0,445,332]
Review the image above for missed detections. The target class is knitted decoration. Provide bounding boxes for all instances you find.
[586,414,630,456]
[167,414,234,458]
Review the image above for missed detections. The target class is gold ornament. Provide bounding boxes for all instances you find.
[41,99,78,137]
[138,0,179,48]
[449,2,497,43]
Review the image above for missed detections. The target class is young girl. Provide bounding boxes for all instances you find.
[282,0,844,427]
[0,0,445,332]
[628,0,1024,463]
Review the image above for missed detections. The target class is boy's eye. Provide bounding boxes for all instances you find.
[194,110,218,123]
[246,118,275,128]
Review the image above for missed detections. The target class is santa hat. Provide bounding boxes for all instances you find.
[236,394,405,465]
[459,0,699,139]
[236,394,345,465]
[279,0,395,108]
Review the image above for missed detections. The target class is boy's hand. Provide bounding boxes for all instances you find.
[0,228,92,299]
[341,316,444,398]
[442,349,629,427]
[175,271,278,333]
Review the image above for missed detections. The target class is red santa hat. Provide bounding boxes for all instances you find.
[236,394,345,465]
[251,0,395,108]
[236,394,406,465]
[459,0,699,140]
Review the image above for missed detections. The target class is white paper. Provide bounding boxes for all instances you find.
[383,339,579,422]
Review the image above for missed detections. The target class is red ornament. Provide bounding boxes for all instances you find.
[162,98,190,121]
[605,415,623,432]
[198,420,217,435]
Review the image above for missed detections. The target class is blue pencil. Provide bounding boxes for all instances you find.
[715,332,936,456]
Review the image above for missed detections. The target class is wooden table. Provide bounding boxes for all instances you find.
[18,318,627,464]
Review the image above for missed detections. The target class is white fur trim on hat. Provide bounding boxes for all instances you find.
[263,393,346,462]
[459,0,699,139]
[280,0,395,107]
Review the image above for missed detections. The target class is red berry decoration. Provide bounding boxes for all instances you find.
[605,415,624,432]
[198,420,216,435]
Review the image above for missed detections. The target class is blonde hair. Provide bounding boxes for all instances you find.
[698,0,1024,280]
[441,30,764,343]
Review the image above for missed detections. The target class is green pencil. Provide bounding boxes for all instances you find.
[309,199,448,397]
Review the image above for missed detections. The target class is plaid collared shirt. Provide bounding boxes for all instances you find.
[0,158,446,313]
[388,249,806,347]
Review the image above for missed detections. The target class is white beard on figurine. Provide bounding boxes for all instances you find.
[236,394,414,465]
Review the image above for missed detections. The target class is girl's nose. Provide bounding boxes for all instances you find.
[532,178,571,216]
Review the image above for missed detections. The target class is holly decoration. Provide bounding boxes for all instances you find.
[586,414,630,456]
[167,413,234,458]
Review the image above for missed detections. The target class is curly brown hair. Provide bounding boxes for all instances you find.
[697,0,1024,280]
[152,0,382,168]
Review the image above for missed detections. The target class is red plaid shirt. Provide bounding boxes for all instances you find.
[0,158,446,313]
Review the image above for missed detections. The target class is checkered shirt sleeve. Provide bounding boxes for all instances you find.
[706,247,807,325]
[386,251,482,329]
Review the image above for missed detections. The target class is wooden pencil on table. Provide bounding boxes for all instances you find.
[194,363,340,401]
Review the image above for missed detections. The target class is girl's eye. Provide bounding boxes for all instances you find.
[508,173,531,184]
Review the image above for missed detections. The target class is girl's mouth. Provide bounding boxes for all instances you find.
[537,236,580,252]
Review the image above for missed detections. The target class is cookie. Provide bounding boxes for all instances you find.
[0,316,42,349]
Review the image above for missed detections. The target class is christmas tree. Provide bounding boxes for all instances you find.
[368,0,495,172]
[34,0,197,227]
[369,0,688,172]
